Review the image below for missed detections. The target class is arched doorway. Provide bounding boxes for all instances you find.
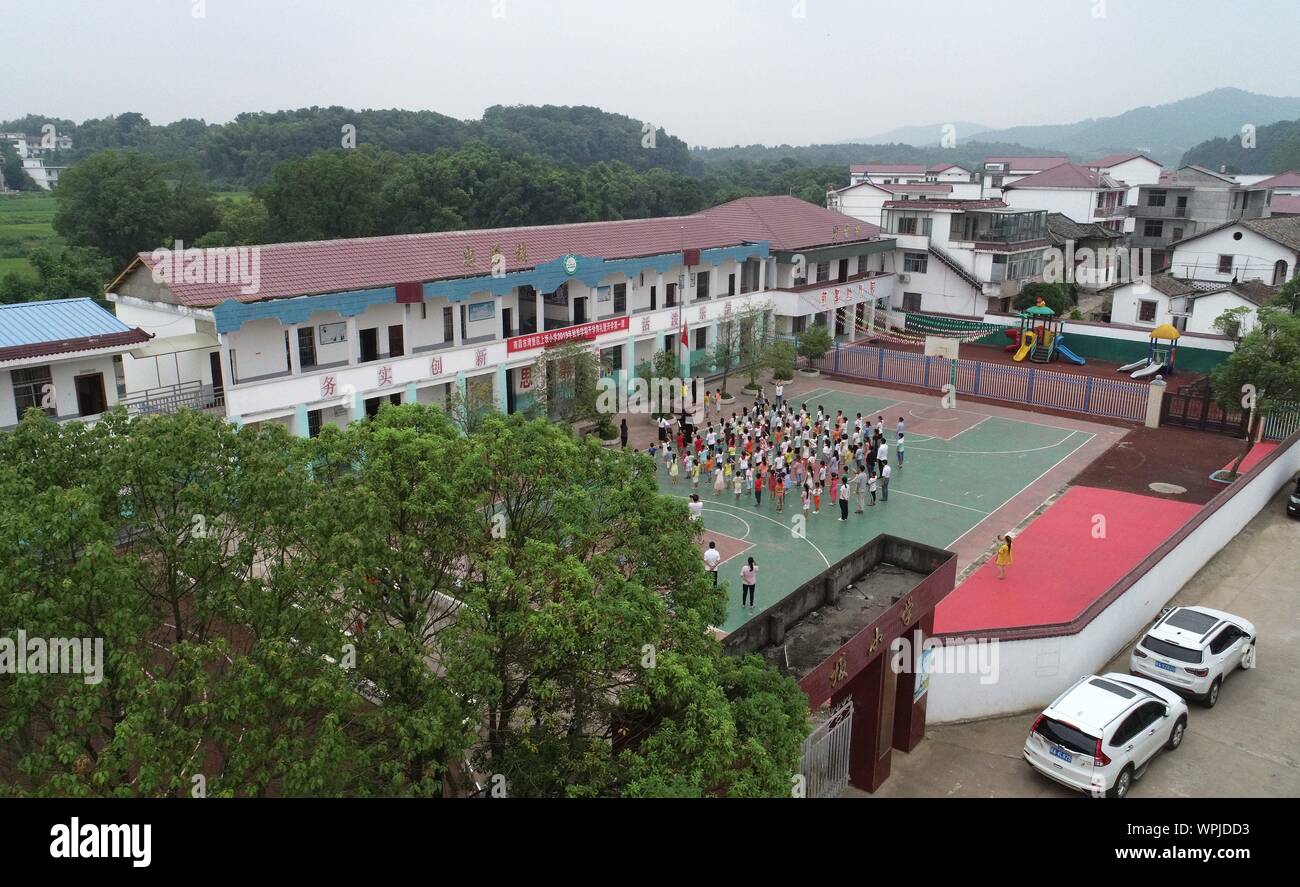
[1273,259,1289,286]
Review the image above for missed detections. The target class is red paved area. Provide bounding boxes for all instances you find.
[935,486,1201,634]
[1221,441,1278,475]
[697,531,751,570]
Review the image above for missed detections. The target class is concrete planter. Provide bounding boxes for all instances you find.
[798,368,821,378]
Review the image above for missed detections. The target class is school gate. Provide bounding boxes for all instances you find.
[724,535,958,795]
[1160,378,1249,437]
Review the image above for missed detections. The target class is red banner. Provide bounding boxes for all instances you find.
[506,316,630,354]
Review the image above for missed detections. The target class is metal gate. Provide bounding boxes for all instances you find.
[1160,378,1248,436]
[799,698,853,798]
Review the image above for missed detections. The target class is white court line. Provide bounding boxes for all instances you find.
[909,429,1085,456]
[698,506,752,541]
[946,429,1097,551]
[890,489,991,515]
[946,415,991,441]
[670,494,831,568]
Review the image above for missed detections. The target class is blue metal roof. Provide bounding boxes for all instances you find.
[0,298,133,349]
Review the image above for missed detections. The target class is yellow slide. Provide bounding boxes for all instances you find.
[1013,330,1036,362]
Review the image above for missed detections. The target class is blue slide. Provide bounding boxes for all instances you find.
[1055,336,1086,365]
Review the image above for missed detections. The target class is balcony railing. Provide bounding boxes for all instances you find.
[120,380,225,417]
[1093,204,1127,219]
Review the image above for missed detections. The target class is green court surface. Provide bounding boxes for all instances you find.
[657,387,1094,631]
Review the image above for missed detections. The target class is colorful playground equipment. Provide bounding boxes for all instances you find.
[1010,300,1086,365]
[1117,323,1179,379]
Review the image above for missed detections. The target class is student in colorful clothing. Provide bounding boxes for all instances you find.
[996,534,1014,579]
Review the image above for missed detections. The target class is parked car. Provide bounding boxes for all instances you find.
[1287,476,1300,519]
[1129,605,1256,707]
[1024,673,1188,798]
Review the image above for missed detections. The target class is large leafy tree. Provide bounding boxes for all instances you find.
[257,148,388,242]
[1211,307,1300,476]
[52,150,173,266]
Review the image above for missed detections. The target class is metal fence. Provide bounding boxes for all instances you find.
[799,699,853,798]
[1263,402,1300,442]
[820,343,1150,422]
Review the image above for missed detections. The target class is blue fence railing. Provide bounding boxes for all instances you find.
[822,343,1150,422]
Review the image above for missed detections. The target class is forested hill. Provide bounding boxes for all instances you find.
[0,105,700,186]
[1180,118,1300,174]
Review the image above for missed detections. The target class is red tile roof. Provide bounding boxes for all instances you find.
[1084,152,1158,168]
[875,182,953,193]
[1256,170,1300,189]
[125,197,882,308]
[1003,163,1126,191]
[1270,195,1300,215]
[0,329,151,364]
[926,163,968,173]
[883,199,1008,210]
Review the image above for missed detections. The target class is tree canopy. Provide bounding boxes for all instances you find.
[0,405,808,797]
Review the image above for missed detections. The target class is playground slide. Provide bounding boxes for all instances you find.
[1012,330,1035,362]
[1117,357,1150,373]
[1055,342,1086,365]
[1003,329,1021,353]
[1131,361,1165,379]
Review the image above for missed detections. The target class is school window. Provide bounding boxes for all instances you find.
[12,365,56,417]
[857,254,871,275]
[442,306,454,342]
[1143,220,1163,238]
[740,259,761,293]
[694,328,706,351]
[903,252,928,274]
[902,292,922,312]
[613,283,627,313]
[695,272,709,300]
[297,327,317,369]
[1137,300,1158,323]
[727,273,736,295]
[666,283,678,307]
[815,261,830,283]
[1147,189,1166,207]
[307,409,323,438]
[1217,255,1233,274]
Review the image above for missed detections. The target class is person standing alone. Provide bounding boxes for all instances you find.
[995,534,1013,579]
[740,557,757,608]
[880,460,891,502]
[704,540,721,586]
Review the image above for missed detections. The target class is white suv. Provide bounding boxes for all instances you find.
[1129,606,1256,708]
[1023,673,1188,798]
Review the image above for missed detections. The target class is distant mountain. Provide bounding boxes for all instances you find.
[970,88,1300,165]
[1181,117,1300,174]
[853,121,990,147]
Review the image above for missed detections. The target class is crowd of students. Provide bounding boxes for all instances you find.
[658,391,906,524]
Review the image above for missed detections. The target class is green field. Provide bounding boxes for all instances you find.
[0,191,61,278]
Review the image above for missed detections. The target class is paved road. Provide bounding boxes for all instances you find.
[846,485,1300,798]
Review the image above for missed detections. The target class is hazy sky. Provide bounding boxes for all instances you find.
[3,0,1298,147]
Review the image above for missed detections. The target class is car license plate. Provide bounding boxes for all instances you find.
[1156,661,1177,672]
[1049,745,1073,764]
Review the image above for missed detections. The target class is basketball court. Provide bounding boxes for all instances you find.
[659,381,1127,631]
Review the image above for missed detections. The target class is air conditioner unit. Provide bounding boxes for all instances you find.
[897,274,910,283]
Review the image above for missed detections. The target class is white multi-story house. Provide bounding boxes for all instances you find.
[105,197,899,435]
[848,162,975,188]
[979,156,1068,198]
[827,180,976,227]
[851,198,1051,316]
[1,131,70,191]
[0,298,146,429]
[1083,152,1164,207]
[1001,163,1128,232]
[1166,216,1300,288]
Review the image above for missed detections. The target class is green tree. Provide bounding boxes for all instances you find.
[1013,281,1072,316]
[796,324,834,369]
[767,340,796,382]
[0,247,112,305]
[52,150,171,266]
[257,148,387,241]
[1211,308,1300,476]
[0,142,37,190]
